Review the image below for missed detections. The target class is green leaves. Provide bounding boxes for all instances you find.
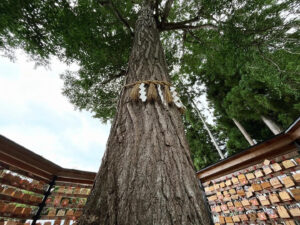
[183,102,222,170]
[0,0,136,120]
[181,0,299,155]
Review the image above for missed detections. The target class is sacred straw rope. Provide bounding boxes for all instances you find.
[124,80,185,114]
[125,80,173,104]
[124,80,172,88]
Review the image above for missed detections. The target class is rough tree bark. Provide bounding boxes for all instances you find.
[78,5,211,225]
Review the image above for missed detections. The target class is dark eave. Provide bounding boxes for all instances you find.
[0,135,96,183]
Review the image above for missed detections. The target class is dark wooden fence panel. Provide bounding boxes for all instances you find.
[0,135,96,225]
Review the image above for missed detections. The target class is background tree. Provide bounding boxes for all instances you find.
[183,105,223,170]
[181,0,299,155]
[176,77,225,169]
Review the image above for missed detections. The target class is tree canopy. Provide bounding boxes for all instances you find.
[180,0,299,155]
[0,0,299,168]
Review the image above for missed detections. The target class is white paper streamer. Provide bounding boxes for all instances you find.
[170,86,184,108]
[139,83,147,102]
[157,84,167,106]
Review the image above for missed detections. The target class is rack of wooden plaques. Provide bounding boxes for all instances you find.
[202,150,300,225]
[0,161,95,225]
[36,181,92,225]
[0,135,96,225]
[0,162,47,225]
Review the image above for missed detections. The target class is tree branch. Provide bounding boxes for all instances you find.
[153,0,160,26]
[172,16,201,26]
[160,22,218,31]
[185,30,218,51]
[186,30,204,44]
[100,69,127,85]
[97,0,134,37]
[154,0,160,14]
[161,0,174,24]
[257,47,284,74]
[257,47,299,75]
[282,49,300,55]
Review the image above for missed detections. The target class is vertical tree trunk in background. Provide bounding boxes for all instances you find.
[78,5,211,225]
[261,115,282,135]
[191,101,224,159]
[232,118,255,146]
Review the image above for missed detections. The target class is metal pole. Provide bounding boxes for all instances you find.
[32,175,57,225]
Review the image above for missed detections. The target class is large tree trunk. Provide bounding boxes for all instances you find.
[78,5,211,225]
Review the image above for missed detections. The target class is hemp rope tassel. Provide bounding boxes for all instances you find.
[130,83,140,101]
[179,107,186,114]
[125,80,171,88]
[164,85,173,104]
[125,80,185,114]
[147,83,158,102]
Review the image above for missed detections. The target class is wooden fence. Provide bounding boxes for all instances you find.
[0,135,96,225]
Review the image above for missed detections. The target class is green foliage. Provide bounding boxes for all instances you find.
[181,0,299,154]
[183,106,222,170]
[0,0,134,121]
[176,80,224,170]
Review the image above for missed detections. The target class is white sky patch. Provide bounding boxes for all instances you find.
[0,50,110,172]
[194,89,215,125]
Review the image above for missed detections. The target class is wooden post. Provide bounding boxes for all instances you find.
[32,176,57,225]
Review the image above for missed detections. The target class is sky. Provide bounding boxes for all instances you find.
[0,50,110,172]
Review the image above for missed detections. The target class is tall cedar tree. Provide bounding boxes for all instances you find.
[0,0,299,218]
[1,0,298,165]
[180,0,299,155]
[0,0,220,224]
